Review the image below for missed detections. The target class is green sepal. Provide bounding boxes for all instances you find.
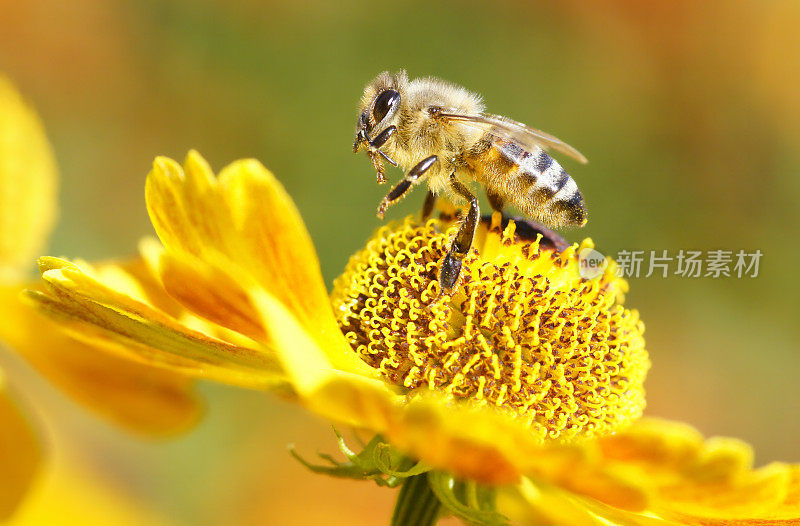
[427,471,509,526]
[292,429,510,525]
[290,428,431,488]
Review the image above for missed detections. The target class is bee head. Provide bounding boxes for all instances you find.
[353,70,408,153]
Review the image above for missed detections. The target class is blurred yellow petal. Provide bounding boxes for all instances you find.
[382,392,643,504]
[558,493,683,526]
[598,418,751,485]
[0,76,57,281]
[500,478,661,526]
[0,376,40,521]
[507,418,800,523]
[0,284,201,436]
[387,394,532,485]
[144,152,373,377]
[8,457,174,526]
[526,447,649,512]
[27,257,284,389]
[305,370,399,433]
[654,465,800,524]
[0,75,52,521]
[597,418,800,523]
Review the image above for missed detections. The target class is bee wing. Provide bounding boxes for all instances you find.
[438,111,588,164]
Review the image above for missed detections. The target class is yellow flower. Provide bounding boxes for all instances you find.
[20,151,800,524]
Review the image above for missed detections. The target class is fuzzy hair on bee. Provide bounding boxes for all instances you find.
[353,70,588,294]
[355,70,486,199]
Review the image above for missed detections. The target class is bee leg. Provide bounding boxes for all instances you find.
[377,155,438,219]
[486,189,505,213]
[439,175,479,295]
[365,125,398,184]
[421,191,436,221]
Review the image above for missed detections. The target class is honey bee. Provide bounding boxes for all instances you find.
[353,70,588,295]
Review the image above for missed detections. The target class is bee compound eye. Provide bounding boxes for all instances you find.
[372,89,400,124]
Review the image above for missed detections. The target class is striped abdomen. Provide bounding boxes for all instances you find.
[468,139,587,227]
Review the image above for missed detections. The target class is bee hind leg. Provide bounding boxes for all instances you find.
[439,174,479,296]
[377,155,438,219]
[421,191,436,221]
[486,189,505,213]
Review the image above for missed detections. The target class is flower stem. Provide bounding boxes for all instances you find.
[391,473,441,526]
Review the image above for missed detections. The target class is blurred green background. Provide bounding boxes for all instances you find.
[1,0,799,524]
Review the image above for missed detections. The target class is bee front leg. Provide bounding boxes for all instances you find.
[439,174,479,295]
[367,125,398,184]
[377,155,438,219]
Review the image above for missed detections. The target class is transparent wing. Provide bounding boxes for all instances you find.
[438,111,588,164]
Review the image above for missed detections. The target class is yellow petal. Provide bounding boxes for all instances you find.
[650,462,800,524]
[26,257,284,390]
[9,456,175,526]
[140,238,268,343]
[400,399,522,484]
[598,419,754,485]
[490,412,800,522]
[592,418,800,523]
[0,375,40,521]
[0,284,202,436]
[496,414,800,523]
[144,152,373,377]
[217,157,333,332]
[248,285,397,431]
[0,76,57,280]
[383,393,543,485]
[144,153,231,264]
[144,152,328,325]
[501,478,666,526]
[542,489,685,526]
[385,393,644,501]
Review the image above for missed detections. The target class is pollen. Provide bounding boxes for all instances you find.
[331,213,649,443]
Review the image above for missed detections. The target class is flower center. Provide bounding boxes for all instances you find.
[331,214,649,442]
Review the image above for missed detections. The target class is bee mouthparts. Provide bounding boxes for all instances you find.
[353,130,367,153]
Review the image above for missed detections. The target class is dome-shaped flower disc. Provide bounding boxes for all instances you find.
[331,214,649,443]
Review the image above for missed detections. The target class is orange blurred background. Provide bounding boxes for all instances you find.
[1,1,798,524]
